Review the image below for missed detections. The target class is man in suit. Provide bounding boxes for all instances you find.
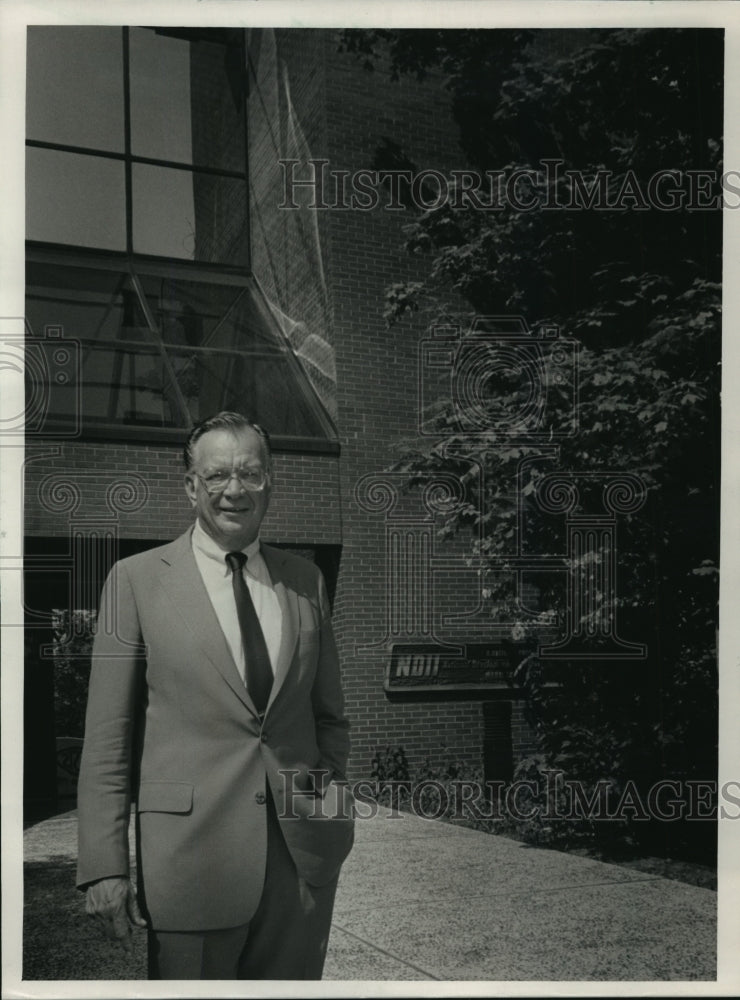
[76,411,353,980]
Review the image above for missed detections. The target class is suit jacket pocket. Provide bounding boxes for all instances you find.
[277,778,355,887]
[137,780,193,814]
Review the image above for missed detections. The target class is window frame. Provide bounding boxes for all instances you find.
[25,27,339,453]
[25,25,251,269]
[26,246,339,452]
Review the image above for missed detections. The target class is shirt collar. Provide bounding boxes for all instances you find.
[192,518,261,572]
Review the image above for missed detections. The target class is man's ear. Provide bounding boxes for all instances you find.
[184,473,197,507]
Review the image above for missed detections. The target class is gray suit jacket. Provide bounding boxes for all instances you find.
[76,528,353,931]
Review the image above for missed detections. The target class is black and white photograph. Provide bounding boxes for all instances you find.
[1,0,739,995]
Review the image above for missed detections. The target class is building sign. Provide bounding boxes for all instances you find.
[385,643,521,700]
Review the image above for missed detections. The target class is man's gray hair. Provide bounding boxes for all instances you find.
[183,411,273,471]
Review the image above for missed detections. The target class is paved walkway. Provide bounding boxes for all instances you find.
[22,804,717,983]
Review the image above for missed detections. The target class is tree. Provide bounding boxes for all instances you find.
[340,28,721,860]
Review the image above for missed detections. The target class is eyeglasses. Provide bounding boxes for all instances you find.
[195,468,269,494]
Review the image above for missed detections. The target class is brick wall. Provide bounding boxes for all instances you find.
[23,442,340,545]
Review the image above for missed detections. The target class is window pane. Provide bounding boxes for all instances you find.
[26,261,135,340]
[139,276,331,433]
[24,262,168,425]
[129,27,246,172]
[246,356,331,437]
[138,275,247,347]
[26,26,124,152]
[132,164,248,265]
[83,345,181,426]
[26,148,126,251]
[172,350,330,436]
[25,259,333,437]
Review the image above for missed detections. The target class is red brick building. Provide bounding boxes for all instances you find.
[23,26,536,814]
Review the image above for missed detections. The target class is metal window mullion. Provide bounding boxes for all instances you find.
[26,139,127,162]
[25,140,246,181]
[127,349,137,421]
[197,287,248,350]
[75,337,284,360]
[130,156,245,179]
[129,269,193,425]
[108,349,124,421]
[241,28,251,275]
[27,247,253,284]
[123,27,133,256]
[82,271,132,368]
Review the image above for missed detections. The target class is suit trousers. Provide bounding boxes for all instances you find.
[147,789,339,980]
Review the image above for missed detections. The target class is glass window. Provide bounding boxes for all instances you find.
[26,26,248,262]
[243,354,337,438]
[132,164,248,265]
[129,28,246,171]
[26,26,125,152]
[82,343,182,427]
[137,274,246,347]
[129,28,194,165]
[23,28,332,443]
[25,258,336,439]
[131,164,196,260]
[25,262,158,425]
[26,148,126,251]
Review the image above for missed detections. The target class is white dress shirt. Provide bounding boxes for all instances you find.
[191,519,283,684]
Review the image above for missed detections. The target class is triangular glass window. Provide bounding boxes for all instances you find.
[25,254,336,442]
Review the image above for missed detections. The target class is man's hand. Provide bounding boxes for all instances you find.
[85,876,147,952]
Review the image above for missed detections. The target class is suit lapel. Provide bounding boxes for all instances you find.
[156,528,257,716]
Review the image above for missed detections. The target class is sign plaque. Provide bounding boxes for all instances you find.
[385,643,523,700]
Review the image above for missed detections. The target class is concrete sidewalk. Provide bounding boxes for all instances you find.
[23,805,716,982]
[325,806,716,981]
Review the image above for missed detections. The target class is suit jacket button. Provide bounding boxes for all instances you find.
[260,733,268,743]
[255,791,266,805]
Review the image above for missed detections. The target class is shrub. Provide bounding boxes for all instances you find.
[368,745,411,807]
[51,609,96,737]
[502,753,632,854]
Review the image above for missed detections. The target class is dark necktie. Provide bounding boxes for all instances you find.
[225,551,273,715]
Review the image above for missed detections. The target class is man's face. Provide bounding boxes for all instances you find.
[184,426,272,551]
